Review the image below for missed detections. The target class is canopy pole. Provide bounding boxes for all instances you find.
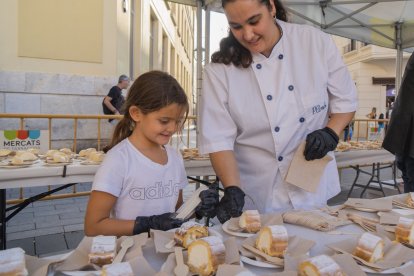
[196,0,203,147]
[395,21,403,95]
[205,5,211,65]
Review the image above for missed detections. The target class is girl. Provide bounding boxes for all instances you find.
[85,71,210,236]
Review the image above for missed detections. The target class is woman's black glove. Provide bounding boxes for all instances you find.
[304,127,339,161]
[133,212,184,234]
[216,186,245,224]
[195,182,219,219]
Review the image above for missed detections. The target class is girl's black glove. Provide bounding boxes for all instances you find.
[216,186,245,224]
[195,182,220,219]
[304,127,339,161]
[133,212,184,234]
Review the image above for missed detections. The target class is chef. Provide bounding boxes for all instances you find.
[199,0,357,223]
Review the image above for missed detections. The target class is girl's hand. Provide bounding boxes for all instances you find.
[195,182,220,219]
[133,213,185,234]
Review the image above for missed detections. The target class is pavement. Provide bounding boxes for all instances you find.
[5,165,402,257]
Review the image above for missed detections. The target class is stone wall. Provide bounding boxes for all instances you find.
[0,70,121,150]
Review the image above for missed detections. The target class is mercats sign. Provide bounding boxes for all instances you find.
[1,130,49,152]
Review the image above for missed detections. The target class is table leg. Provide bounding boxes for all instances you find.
[0,189,6,250]
[360,164,376,198]
[347,165,360,198]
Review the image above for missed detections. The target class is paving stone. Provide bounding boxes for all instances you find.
[64,224,84,232]
[59,211,85,220]
[7,226,65,240]
[7,237,36,256]
[6,223,35,234]
[32,200,56,207]
[35,233,68,255]
[7,216,35,226]
[34,207,80,217]
[65,231,85,249]
[36,217,84,229]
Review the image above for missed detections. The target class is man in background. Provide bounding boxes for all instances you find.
[102,75,130,123]
[383,53,414,192]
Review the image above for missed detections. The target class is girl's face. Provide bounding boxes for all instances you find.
[132,103,186,147]
[224,0,278,57]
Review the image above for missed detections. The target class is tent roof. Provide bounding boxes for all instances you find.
[170,0,414,49]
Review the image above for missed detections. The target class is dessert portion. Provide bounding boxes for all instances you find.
[0,247,28,276]
[88,236,117,266]
[187,236,225,276]
[101,262,133,276]
[239,210,261,233]
[395,216,414,246]
[26,148,40,155]
[46,149,59,158]
[181,148,209,160]
[174,221,209,248]
[52,152,71,163]
[406,193,414,207]
[88,151,105,163]
[298,254,345,276]
[79,148,97,158]
[0,149,12,157]
[10,152,37,165]
[354,232,384,263]
[255,225,288,258]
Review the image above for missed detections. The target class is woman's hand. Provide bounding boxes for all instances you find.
[133,213,185,234]
[195,182,220,219]
[216,186,245,223]
[304,127,339,161]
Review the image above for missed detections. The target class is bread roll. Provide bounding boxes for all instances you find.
[298,254,345,276]
[0,247,28,276]
[88,236,117,266]
[239,210,261,233]
[395,217,414,246]
[187,236,225,276]
[174,221,208,248]
[255,225,288,258]
[354,232,384,263]
[101,262,133,276]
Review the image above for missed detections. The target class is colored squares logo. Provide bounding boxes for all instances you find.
[4,130,41,140]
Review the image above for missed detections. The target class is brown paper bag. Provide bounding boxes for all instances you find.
[241,234,315,265]
[285,142,333,193]
[227,213,283,232]
[392,193,414,209]
[344,197,393,212]
[327,234,414,270]
[284,253,367,276]
[160,237,240,275]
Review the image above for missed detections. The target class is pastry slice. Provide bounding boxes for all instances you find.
[187,236,225,276]
[52,152,70,163]
[15,151,37,161]
[406,193,414,207]
[354,232,384,263]
[79,148,97,158]
[101,262,133,276]
[46,149,59,158]
[255,225,288,258]
[174,221,208,248]
[298,254,345,276]
[89,236,117,266]
[395,216,414,246]
[0,247,28,276]
[239,210,261,233]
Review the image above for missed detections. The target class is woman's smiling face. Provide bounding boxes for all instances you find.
[224,0,279,57]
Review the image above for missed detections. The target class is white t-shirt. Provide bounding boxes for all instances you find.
[92,139,188,220]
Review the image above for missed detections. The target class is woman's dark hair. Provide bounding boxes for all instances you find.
[211,0,288,68]
[106,71,189,151]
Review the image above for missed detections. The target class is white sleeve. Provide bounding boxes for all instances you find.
[324,34,358,113]
[92,150,125,197]
[199,64,238,154]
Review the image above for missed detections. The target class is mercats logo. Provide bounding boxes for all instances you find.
[4,130,41,140]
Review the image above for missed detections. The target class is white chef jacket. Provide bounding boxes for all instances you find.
[199,20,357,213]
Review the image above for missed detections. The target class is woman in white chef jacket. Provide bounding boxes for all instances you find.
[199,0,357,223]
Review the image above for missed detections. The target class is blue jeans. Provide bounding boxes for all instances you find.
[396,155,414,192]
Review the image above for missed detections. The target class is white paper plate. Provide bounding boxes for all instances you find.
[222,220,254,238]
[240,255,280,268]
[360,260,412,274]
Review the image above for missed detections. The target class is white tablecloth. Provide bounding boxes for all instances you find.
[335,149,395,168]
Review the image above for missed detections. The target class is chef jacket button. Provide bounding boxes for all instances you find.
[278,156,283,162]
[288,85,294,91]
[278,54,284,60]
[299,117,305,123]
[267,95,273,100]
[274,126,280,132]
[256,63,262,69]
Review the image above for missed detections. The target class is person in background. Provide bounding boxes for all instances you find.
[344,120,354,142]
[85,71,218,236]
[366,107,377,119]
[383,53,414,192]
[378,113,385,135]
[102,75,130,124]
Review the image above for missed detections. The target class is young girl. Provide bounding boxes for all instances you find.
[85,71,194,236]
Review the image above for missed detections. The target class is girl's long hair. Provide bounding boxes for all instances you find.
[105,71,189,152]
[211,0,288,68]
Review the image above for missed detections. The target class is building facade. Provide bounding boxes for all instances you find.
[0,0,195,148]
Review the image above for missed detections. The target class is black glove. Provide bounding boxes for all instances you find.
[195,182,220,219]
[304,127,339,161]
[133,212,184,234]
[216,186,245,224]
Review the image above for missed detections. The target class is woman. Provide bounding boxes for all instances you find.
[199,0,357,223]
[366,107,377,119]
